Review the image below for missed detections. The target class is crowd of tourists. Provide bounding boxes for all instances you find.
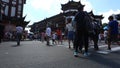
[43,5,120,57]
[0,5,120,57]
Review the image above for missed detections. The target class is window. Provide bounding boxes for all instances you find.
[11,7,16,17]
[18,5,21,11]
[2,0,9,3]
[19,0,22,4]
[4,5,8,16]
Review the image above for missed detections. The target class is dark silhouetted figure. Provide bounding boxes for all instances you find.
[0,24,5,43]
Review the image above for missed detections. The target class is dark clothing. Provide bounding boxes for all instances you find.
[0,24,5,43]
[16,33,22,45]
[108,20,119,42]
[108,34,118,42]
[92,29,99,50]
[89,21,101,50]
[107,19,119,49]
[74,11,89,53]
[74,30,89,52]
[46,36,51,45]
[75,11,87,31]
[108,20,118,35]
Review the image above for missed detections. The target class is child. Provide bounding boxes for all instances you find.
[104,29,108,44]
[52,31,57,45]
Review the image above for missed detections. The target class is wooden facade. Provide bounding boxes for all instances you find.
[30,0,104,33]
[30,13,65,33]
[0,0,29,32]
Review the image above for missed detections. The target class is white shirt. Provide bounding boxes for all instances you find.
[46,27,51,36]
[104,30,108,37]
[52,33,56,39]
[16,26,23,33]
[66,23,74,31]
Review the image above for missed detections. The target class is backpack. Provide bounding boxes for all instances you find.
[93,21,101,30]
[83,12,94,33]
[75,11,94,33]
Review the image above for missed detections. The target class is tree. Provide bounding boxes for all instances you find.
[102,23,108,28]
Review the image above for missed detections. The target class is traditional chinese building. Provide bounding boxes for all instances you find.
[0,0,29,32]
[30,0,104,33]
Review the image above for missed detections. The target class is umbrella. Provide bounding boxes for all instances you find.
[103,26,108,30]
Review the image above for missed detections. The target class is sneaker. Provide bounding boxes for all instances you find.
[108,47,111,50]
[69,46,71,49]
[83,52,90,57]
[78,50,83,54]
[74,52,78,57]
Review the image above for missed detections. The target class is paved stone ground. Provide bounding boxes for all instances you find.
[0,40,120,68]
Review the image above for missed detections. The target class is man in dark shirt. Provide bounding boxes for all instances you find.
[108,16,120,50]
[73,5,90,57]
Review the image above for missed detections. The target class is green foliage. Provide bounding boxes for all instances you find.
[102,23,108,28]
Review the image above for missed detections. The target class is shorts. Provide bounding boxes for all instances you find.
[67,31,74,40]
[108,34,118,42]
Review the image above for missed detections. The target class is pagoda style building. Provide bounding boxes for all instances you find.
[0,0,29,32]
[30,0,104,33]
[61,0,87,24]
[88,11,104,26]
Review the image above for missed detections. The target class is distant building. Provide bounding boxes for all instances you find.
[111,14,120,34]
[112,14,120,22]
[0,0,29,32]
[30,0,104,33]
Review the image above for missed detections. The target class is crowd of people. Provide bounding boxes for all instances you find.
[43,5,120,57]
[40,7,119,58]
[0,5,120,58]
[72,5,120,57]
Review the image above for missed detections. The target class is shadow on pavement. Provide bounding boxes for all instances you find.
[88,54,120,68]
[11,45,21,47]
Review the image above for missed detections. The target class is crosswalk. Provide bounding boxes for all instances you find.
[57,43,120,55]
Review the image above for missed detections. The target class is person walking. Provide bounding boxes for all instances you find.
[73,5,91,57]
[65,18,74,49]
[107,16,120,50]
[104,29,108,44]
[16,24,23,45]
[51,31,57,45]
[41,31,45,42]
[45,26,52,46]
[56,28,62,45]
[0,23,5,43]
[92,21,101,51]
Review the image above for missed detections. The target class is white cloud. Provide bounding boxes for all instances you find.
[26,0,120,25]
[98,9,120,23]
[24,0,93,26]
[30,0,92,11]
[80,0,93,12]
[31,0,54,10]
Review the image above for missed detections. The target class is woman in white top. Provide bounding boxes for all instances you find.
[65,18,74,48]
[45,26,51,45]
[52,31,57,45]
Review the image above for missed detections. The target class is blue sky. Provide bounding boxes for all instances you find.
[23,0,120,26]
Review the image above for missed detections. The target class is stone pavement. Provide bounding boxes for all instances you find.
[0,40,120,68]
[58,40,120,54]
